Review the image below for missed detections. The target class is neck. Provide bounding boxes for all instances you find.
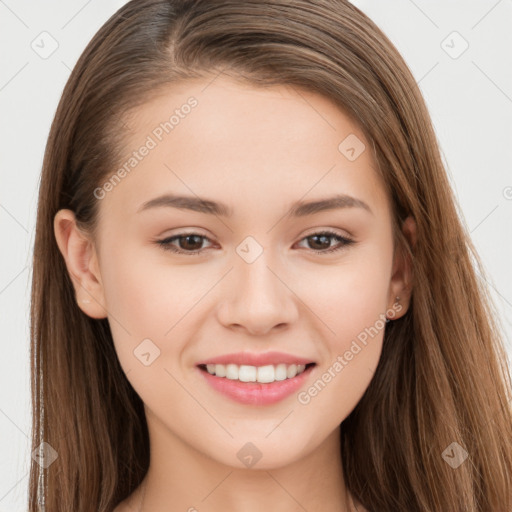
[135,408,354,512]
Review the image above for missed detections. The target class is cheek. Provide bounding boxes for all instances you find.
[99,243,215,373]
[101,241,190,326]
[294,241,392,421]
[296,238,392,348]
[297,291,387,431]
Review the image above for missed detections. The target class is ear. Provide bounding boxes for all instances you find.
[53,209,107,319]
[387,215,416,320]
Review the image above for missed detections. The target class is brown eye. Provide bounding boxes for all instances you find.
[155,230,355,257]
[296,231,355,254]
[175,234,205,251]
[156,233,212,255]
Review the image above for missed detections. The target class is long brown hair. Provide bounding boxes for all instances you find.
[29,1,512,510]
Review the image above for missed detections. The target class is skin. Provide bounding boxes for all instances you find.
[54,75,415,512]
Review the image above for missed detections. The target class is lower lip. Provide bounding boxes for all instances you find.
[197,364,316,405]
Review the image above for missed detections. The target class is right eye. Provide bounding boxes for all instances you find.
[156,232,214,256]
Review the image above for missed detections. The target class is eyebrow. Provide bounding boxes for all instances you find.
[137,193,373,217]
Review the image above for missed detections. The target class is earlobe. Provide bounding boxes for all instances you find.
[53,209,107,319]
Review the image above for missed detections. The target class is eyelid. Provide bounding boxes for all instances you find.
[157,226,212,238]
[157,226,353,241]
[301,225,354,239]
[155,228,356,256]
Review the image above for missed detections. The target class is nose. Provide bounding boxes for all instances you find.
[216,250,299,336]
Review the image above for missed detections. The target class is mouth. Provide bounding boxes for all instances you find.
[196,362,317,406]
[197,362,317,383]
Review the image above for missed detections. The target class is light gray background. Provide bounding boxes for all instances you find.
[1,1,511,510]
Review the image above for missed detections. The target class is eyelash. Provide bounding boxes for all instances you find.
[155,230,355,256]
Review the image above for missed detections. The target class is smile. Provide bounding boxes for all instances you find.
[197,363,317,405]
[202,363,309,383]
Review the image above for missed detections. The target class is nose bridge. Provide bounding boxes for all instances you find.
[217,237,298,333]
[235,240,284,306]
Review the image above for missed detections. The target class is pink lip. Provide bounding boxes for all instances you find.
[196,351,315,367]
[197,363,316,406]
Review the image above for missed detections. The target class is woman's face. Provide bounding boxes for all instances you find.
[56,75,413,469]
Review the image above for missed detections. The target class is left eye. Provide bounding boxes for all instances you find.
[156,230,355,256]
[157,233,213,255]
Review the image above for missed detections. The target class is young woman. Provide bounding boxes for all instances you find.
[29,1,512,510]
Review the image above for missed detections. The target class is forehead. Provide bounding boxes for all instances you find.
[100,76,390,224]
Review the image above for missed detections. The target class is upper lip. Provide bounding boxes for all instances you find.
[196,351,315,367]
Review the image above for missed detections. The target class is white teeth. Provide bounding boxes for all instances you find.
[286,364,297,378]
[226,364,238,380]
[257,365,275,383]
[204,362,310,383]
[215,364,226,378]
[275,364,287,381]
[238,365,257,382]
